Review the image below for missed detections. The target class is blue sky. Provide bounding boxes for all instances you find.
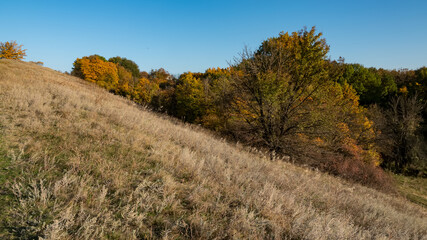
[1,0,426,74]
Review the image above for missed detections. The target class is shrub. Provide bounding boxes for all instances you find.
[288,139,394,192]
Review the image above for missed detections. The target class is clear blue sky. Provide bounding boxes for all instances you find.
[1,0,426,75]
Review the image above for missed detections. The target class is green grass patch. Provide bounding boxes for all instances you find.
[0,142,20,237]
[392,173,427,207]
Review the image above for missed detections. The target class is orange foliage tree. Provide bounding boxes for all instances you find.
[72,55,119,91]
[0,41,27,60]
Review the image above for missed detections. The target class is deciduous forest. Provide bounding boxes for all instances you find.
[64,27,426,187]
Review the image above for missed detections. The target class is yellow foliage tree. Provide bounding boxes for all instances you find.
[133,77,159,104]
[228,27,331,152]
[175,72,207,122]
[318,82,380,166]
[116,65,133,96]
[0,41,27,60]
[199,67,233,130]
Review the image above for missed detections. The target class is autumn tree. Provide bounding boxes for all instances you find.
[116,65,133,96]
[71,55,119,90]
[132,77,159,104]
[319,82,380,165]
[149,69,176,112]
[0,41,27,60]
[174,72,207,122]
[199,68,234,131]
[229,27,332,153]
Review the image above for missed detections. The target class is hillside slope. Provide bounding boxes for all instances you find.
[0,59,426,239]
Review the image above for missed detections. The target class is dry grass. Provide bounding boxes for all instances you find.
[0,59,426,239]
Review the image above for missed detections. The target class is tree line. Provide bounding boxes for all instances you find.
[1,27,425,188]
[67,27,425,185]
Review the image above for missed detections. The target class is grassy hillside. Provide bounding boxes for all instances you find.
[0,59,426,239]
[392,174,427,207]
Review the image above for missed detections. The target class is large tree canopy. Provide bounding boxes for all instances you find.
[229,27,332,152]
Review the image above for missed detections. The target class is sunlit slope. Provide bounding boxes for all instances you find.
[0,59,426,239]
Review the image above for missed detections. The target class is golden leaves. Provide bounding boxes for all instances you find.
[0,41,27,60]
[73,56,119,90]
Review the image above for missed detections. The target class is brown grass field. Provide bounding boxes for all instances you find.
[0,59,426,239]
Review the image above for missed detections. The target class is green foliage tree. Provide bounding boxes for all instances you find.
[340,64,397,105]
[108,56,140,78]
[174,72,207,123]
